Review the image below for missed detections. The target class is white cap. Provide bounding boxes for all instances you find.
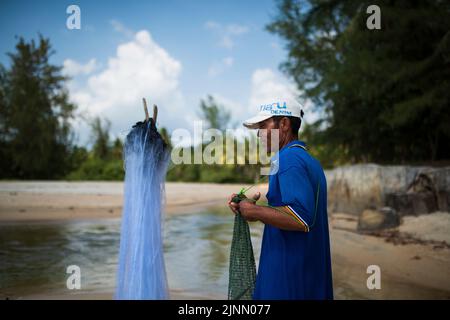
[243,101,303,129]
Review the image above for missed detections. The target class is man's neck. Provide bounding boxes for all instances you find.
[279,135,297,150]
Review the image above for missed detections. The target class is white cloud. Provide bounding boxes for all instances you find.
[208,56,234,77]
[110,19,134,38]
[67,30,186,145]
[249,68,299,110]
[226,24,249,35]
[209,93,245,116]
[204,21,249,49]
[204,20,220,30]
[223,57,234,67]
[63,58,98,76]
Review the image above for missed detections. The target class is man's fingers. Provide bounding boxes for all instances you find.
[228,193,238,204]
[251,192,261,201]
[230,203,239,210]
[228,203,239,214]
[240,191,260,204]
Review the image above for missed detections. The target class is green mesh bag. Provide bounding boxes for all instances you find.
[228,190,257,300]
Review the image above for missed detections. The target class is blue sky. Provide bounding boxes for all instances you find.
[0,0,308,146]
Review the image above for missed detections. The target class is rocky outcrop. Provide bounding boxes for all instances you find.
[326,164,450,216]
[357,207,400,232]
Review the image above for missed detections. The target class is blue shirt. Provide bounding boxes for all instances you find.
[253,140,333,300]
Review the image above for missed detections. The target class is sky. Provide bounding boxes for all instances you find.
[0,0,312,146]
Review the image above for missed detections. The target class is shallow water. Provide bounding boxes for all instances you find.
[2,212,449,300]
[0,209,263,299]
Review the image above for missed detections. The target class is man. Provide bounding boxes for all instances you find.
[228,101,333,300]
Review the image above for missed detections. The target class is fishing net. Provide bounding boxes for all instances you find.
[115,119,170,300]
[228,194,257,300]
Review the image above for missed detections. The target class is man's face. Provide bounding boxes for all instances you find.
[257,118,279,153]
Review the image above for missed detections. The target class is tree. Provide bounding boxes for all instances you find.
[89,117,111,160]
[66,119,125,181]
[0,35,76,178]
[111,137,123,160]
[159,127,172,149]
[198,95,231,132]
[268,0,450,163]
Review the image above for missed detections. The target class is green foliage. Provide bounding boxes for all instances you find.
[269,0,450,163]
[66,156,124,181]
[165,98,265,183]
[199,164,253,184]
[301,122,348,169]
[90,117,111,160]
[66,118,124,180]
[199,95,231,131]
[0,35,76,178]
[166,152,261,183]
[159,127,172,149]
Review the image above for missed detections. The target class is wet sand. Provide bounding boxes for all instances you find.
[330,213,450,299]
[0,181,266,221]
[1,181,449,299]
[15,289,223,300]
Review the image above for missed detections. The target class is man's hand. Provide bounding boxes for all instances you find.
[239,199,258,221]
[227,193,240,214]
[227,192,261,221]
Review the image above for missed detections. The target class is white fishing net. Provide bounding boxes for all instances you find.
[115,119,170,299]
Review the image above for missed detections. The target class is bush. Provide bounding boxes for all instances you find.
[66,157,124,180]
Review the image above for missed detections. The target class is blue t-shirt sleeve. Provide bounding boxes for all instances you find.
[278,165,315,228]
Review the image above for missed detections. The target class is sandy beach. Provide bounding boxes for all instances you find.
[0,181,260,221]
[1,181,449,299]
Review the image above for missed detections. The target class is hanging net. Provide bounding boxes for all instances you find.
[115,119,170,300]
[228,193,257,300]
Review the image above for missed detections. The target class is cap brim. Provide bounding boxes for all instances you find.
[243,114,272,129]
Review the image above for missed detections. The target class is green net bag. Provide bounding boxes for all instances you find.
[228,191,257,300]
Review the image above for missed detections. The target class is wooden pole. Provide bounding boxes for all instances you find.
[153,104,158,124]
[142,98,149,122]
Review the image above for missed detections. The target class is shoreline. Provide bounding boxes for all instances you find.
[0,181,268,222]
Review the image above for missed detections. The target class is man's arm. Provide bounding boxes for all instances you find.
[238,200,308,232]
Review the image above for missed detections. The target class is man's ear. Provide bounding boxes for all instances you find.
[280,117,290,132]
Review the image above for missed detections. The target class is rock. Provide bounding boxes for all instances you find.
[326,165,450,216]
[386,192,438,216]
[357,207,400,232]
[386,171,442,216]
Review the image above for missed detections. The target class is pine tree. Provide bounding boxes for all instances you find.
[268,0,450,163]
[0,35,76,178]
